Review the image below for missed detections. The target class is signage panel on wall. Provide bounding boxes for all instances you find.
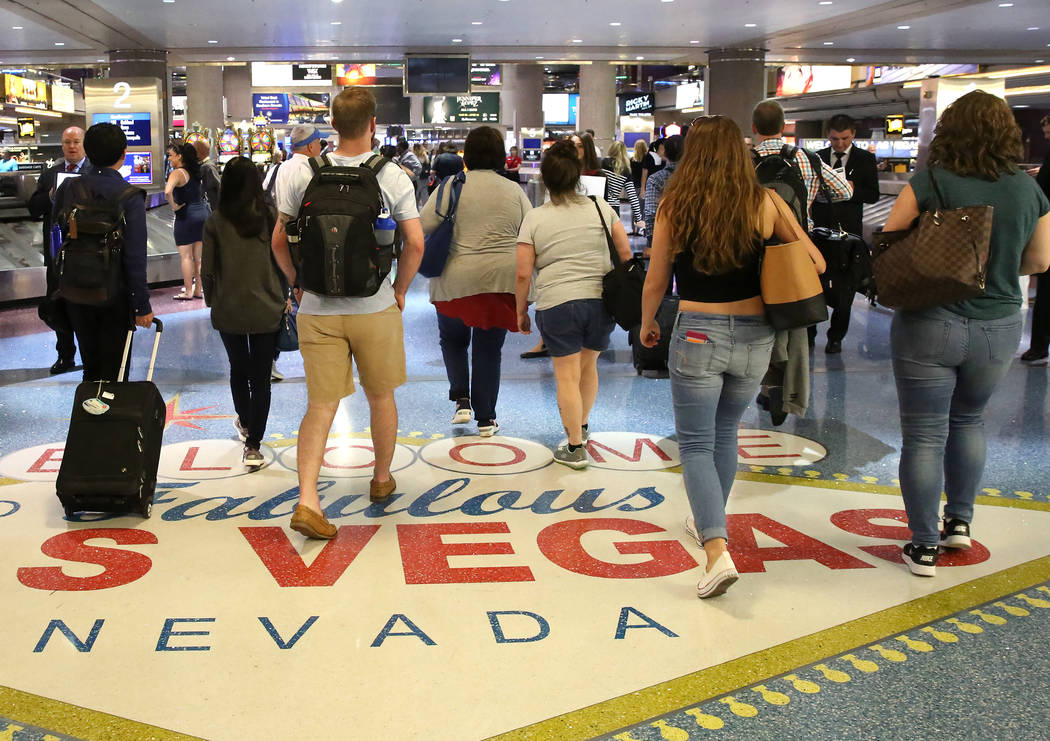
[50,84,75,114]
[618,93,653,116]
[253,93,290,123]
[119,152,152,185]
[542,93,579,126]
[863,64,978,86]
[423,93,500,123]
[17,118,35,137]
[775,65,852,96]
[470,63,501,87]
[92,112,152,146]
[292,64,332,82]
[3,74,47,109]
[675,81,703,110]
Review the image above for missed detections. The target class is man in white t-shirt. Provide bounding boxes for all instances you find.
[271,87,425,540]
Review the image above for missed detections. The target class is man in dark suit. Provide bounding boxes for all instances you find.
[1021,114,1050,363]
[53,123,153,382]
[811,114,880,353]
[27,126,88,374]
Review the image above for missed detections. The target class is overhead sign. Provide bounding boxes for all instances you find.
[3,74,47,109]
[776,65,852,96]
[618,93,654,116]
[335,64,377,86]
[253,93,290,123]
[675,81,703,110]
[92,112,152,146]
[50,84,75,114]
[293,64,332,82]
[423,93,500,124]
[470,63,501,87]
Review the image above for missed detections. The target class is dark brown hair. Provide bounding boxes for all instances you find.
[578,133,601,172]
[541,139,581,203]
[752,100,785,136]
[659,116,765,273]
[826,114,855,133]
[927,90,1022,180]
[463,126,505,170]
[331,87,376,139]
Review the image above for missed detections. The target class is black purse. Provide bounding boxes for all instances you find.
[592,196,646,331]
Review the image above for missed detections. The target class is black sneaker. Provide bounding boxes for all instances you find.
[902,543,938,577]
[939,519,971,550]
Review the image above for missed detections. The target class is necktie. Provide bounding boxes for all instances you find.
[66,162,76,173]
[833,152,844,170]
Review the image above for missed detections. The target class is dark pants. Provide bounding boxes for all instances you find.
[43,247,76,361]
[66,300,132,382]
[1028,271,1050,354]
[808,273,854,344]
[436,311,507,425]
[219,331,277,449]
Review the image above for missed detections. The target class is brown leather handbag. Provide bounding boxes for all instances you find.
[760,194,829,330]
[872,170,993,311]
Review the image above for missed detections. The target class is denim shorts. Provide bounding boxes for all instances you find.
[536,298,615,357]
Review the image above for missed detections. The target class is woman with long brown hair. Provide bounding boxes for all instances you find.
[882,90,1049,577]
[639,116,824,598]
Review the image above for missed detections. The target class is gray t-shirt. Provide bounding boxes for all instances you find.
[517,195,617,311]
[278,151,419,316]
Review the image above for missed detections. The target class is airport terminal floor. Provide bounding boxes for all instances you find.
[1,220,1049,740]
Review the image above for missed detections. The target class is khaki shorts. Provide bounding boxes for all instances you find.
[297,305,406,402]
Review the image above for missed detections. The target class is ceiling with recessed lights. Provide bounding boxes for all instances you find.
[0,0,1047,66]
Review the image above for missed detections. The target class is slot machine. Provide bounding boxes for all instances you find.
[249,128,275,165]
[216,126,242,165]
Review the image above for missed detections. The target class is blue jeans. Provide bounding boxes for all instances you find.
[891,307,1022,547]
[436,310,508,424]
[670,312,774,543]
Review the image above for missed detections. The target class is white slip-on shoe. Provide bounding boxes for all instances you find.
[684,518,703,548]
[696,551,739,599]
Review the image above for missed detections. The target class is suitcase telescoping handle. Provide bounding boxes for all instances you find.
[118,317,164,383]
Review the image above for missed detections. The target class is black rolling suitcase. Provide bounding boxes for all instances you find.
[629,296,679,377]
[56,318,165,519]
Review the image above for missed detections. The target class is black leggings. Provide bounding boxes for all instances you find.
[219,331,277,449]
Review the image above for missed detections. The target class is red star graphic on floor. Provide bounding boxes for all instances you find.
[164,392,235,431]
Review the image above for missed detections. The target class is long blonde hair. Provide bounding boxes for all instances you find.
[606,141,631,176]
[632,139,648,163]
[658,117,765,273]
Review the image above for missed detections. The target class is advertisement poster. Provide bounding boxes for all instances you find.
[92,112,152,146]
[470,63,501,87]
[119,152,152,185]
[293,64,332,82]
[253,93,290,123]
[4,74,48,109]
[542,93,579,126]
[335,64,377,86]
[618,93,653,116]
[423,93,500,124]
[675,81,704,110]
[775,65,852,96]
[50,84,75,114]
[864,64,978,86]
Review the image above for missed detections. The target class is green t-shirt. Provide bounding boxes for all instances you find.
[909,166,1049,319]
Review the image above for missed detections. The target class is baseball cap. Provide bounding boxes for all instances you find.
[290,124,321,149]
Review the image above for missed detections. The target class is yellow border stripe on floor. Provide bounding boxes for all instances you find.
[0,686,205,741]
[487,554,1050,741]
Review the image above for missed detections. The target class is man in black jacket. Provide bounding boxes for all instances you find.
[1021,114,1050,363]
[811,114,880,353]
[53,123,154,382]
[27,125,88,374]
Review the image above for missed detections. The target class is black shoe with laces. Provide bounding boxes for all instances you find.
[939,519,971,550]
[902,543,938,577]
[1020,348,1049,364]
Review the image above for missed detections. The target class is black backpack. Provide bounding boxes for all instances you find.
[289,153,392,297]
[752,144,815,226]
[56,176,144,306]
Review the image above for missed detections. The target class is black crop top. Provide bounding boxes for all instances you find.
[673,243,762,303]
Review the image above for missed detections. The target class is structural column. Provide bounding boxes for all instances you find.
[705,48,766,136]
[578,63,617,150]
[108,48,170,139]
[501,64,544,134]
[222,65,252,122]
[185,65,225,132]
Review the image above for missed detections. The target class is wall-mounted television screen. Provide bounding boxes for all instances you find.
[373,86,411,123]
[404,55,470,95]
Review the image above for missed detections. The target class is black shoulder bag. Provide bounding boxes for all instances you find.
[592,196,646,331]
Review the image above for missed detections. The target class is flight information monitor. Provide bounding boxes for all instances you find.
[404,56,471,95]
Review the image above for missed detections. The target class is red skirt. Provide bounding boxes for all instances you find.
[434,293,519,332]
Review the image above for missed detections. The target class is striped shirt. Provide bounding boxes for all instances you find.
[754,138,852,225]
[601,169,643,224]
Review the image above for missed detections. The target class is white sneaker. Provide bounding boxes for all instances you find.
[684,518,703,548]
[271,362,284,382]
[696,551,739,599]
[233,417,248,442]
[478,420,500,438]
[452,399,472,425]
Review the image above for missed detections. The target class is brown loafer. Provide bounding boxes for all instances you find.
[290,504,337,540]
[370,476,396,502]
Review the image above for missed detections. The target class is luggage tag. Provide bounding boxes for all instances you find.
[82,381,111,415]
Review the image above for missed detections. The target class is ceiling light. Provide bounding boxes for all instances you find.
[998,2,1013,6]
[452,38,462,43]
[1037,59,1046,63]
[846,57,856,62]
[744,23,757,27]
[690,40,700,44]
[208,39,218,43]
[332,0,344,3]
[661,0,674,3]
[572,38,583,43]
[897,25,910,29]
[609,22,622,26]
[471,21,482,25]
[331,20,341,25]
[12,26,24,30]
[535,55,543,59]
[823,41,834,45]
[636,56,645,60]
[819,1,833,4]
[54,42,65,46]
[1028,27,1040,30]
[226,56,235,61]
[163,0,175,3]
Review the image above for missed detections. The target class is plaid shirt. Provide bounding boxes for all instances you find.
[754,138,852,225]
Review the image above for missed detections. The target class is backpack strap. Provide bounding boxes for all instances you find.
[308,153,332,175]
[363,154,391,175]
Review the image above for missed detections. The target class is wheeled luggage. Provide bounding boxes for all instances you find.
[630,296,679,377]
[56,318,165,518]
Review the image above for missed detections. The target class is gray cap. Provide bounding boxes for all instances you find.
[290,124,321,150]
